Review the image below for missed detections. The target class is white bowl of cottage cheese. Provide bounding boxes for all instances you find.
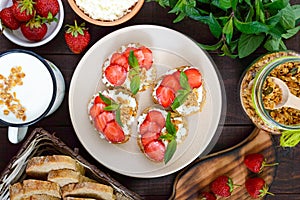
[68,0,144,26]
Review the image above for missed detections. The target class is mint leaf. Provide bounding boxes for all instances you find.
[166,112,176,136]
[207,13,222,38]
[179,71,190,91]
[233,18,269,34]
[197,40,223,51]
[128,51,140,94]
[279,5,296,29]
[115,109,123,127]
[212,0,231,10]
[164,139,177,164]
[128,51,139,69]
[264,36,281,51]
[223,17,233,43]
[130,75,140,95]
[238,33,265,58]
[282,26,300,39]
[104,104,119,111]
[99,93,112,105]
[171,89,190,110]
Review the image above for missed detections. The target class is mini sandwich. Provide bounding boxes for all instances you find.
[88,89,138,144]
[152,66,206,116]
[137,107,187,163]
[102,43,156,95]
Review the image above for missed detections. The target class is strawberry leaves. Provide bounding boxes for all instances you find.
[159,112,177,164]
[98,92,123,127]
[128,50,140,95]
[171,71,191,110]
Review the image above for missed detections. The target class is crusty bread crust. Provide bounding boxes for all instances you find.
[63,197,97,200]
[10,180,61,200]
[62,182,114,200]
[26,155,85,178]
[48,169,96,187]
[21,194,61,200]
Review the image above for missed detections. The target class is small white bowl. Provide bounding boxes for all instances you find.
[0,0,64,47]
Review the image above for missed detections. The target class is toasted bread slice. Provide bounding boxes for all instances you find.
[48,169,96,187]
[62,182,114,200]
[21,194,60,200]
[63,197,96,200]
[26,155,85,178]
[10,180,61,200]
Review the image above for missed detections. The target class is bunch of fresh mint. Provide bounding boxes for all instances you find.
[149,0,300,58]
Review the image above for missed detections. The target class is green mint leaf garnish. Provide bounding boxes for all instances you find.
[171,72,191,110]
[128,51,140,95]
[166,112,176,136]
[98,92,123,127]
[164,139,177,164]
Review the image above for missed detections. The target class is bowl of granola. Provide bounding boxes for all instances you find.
[67,0,144,26]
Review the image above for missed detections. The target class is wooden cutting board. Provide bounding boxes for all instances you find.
[170,128,277,200]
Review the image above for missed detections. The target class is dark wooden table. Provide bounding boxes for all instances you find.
[1,1,300,199]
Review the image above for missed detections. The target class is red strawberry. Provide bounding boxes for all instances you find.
[104,64,127,86]
[89,103,105,119]
[144,140,165,162]
[184,68,202,89]
[20,18,48,41]
[145,110,166,129]
[110,53,129,71]
[35,0,59,18]
[245,177,273,198]
[94,95,104,105]
[0,6,21,30]
[103,121,125,143]
[199,192,216,200]
[244,153,278,173]
[65,20,90,54]
[141,131,160,147]
[133,46,153,70]
[94,111,114,132]
[139,120,161,136]
[210,175,236,197]
[161,73,181,92]
[156,85,175,108]
[11,0,35,22]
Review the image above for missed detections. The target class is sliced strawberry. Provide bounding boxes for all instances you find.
[94,111,114,132]
[110,53,129,71]
[139,120,161,136]
[145,110,166,129]
[104,64,127,86]
[156,86,175,108]
[141,131,160,148]
[89,103,105,119]
[184,68,202,89]
[139,46,153,70]
[161,74,181,92]
[103,121,125,143]
[123,47,136,58]
[144,140,165,162]
[94,95,105,105]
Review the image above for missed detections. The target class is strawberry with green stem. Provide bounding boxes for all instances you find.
[65,20,90,54]
[199,192,216,200]
[20,15,47,41]
[244,153,278,173]
[12,0,35,22]
[210,175,239,197]
[0,6,21,30]
[245,177,274,198]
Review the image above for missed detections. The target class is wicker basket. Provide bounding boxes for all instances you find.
[0,128,142,200]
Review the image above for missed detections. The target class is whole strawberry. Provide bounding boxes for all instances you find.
[20,17,47,41]
[35,0,59,18]
[244,153,278,173]
[0,6,21,30]
[199,192,216,200]
[12,0,35,22]
[64,20,90,54]
[245,177,274,198]
[210,175,237,197]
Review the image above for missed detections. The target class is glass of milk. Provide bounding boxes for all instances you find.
[0,49,65,143]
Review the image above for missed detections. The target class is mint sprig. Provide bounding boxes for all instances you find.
[149,0,300,58]
[98,93,123,127]
[159,112,178,164]
[171,71,191,110]
[128,51,140,95]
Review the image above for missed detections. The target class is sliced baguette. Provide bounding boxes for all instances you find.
[10,179,61,200]
[26,155,85,178]
[62,182,114,200]
[63,197,97,200]
[48,169,96,187]
[21,194,61,200]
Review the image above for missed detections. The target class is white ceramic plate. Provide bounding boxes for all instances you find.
[0,0,64,47]
[69,25,225,178]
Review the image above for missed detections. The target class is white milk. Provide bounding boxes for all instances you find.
[0,52,54,124]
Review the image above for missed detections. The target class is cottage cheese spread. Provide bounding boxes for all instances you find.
[75,0,138,21]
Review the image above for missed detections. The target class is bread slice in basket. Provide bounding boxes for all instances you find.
[26,155,85,178]
[21,194,61,200]
[62,182,114,200]
[10,179,61,200]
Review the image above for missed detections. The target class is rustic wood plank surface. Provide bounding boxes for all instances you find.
[0,0,300,199]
